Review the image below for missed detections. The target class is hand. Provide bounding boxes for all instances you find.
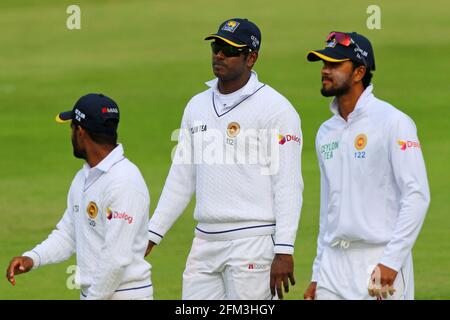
[304,282,317,300]
[270,254,295,299]
[368,263,398,299]
[144,241,156,257]
[6,256,34,286]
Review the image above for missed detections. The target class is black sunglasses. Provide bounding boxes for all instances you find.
[210,41,251,57]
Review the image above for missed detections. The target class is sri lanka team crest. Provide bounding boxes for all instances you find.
[227,122,240,138]
[222,20,240,32]
[354,134,367,150]
[87,201,98,219]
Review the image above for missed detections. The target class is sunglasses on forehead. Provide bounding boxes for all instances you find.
[210,41,251,57]
[326,32,353,46]
[326,32,368,68]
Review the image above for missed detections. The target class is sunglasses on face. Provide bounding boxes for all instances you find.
[210,41,250,57]
[326,32,368,68]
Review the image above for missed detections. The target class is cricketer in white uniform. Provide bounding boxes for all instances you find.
[146,18,303,300]
[304,32,430,300]
[6,94,152,300]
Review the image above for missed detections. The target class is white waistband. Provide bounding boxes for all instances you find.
[330,239,387,250]
[195,221,275,241]
[81,280,152,300]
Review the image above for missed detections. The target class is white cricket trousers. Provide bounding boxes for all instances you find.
[182,235,276,300]
[316,240,414,300]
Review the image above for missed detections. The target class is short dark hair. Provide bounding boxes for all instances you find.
[352,61,373,89]
[85,119,118,146]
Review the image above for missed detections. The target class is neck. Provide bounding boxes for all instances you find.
[336,84,365,121]
[218,71,251,94]
[86,144,116,168]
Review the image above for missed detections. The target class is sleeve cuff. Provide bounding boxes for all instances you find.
[148,229,164,245]
[274,244,294,255]
[378,256,401,272]
[22,250,41,270]
[311,271,319,282]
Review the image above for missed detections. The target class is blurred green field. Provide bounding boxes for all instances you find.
[0,0,449,299]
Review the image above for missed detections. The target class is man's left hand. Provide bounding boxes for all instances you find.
[368,263,398,299]
[270,254,295,299]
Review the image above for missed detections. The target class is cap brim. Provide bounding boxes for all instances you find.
[55,111,72,123]
[307,49,350,63]
[204,34,247,48]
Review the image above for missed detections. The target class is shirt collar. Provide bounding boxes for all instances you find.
[205,70,261,98]
[330,84,374,118]
[83,143,125,177]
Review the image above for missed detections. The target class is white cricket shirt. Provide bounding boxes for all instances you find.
[148,71,303,255]
[312,85,430,281]
[23,144,152,299]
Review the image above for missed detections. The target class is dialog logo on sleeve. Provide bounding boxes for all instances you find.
[106,208,134,224]
[398,140,421,151]
[278,134,301,145]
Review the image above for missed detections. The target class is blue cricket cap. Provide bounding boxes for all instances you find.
[56,93,120,134]
[205,18,261,51]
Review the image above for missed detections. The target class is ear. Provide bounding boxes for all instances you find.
[246,51,258,68]
[353,65,366,83]
[76,125,88,140]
